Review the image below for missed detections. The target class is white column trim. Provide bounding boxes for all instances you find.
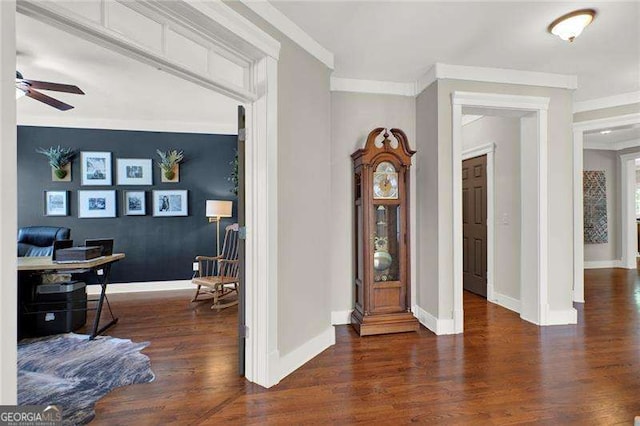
[538,109,549,325]
[452,103,464,333]
[462,143,496,303]
[244,55,280,387]
[573,129,584,303]
[619,152,640,270]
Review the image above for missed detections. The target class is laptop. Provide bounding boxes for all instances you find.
[84,238,114,257]
[51,239,73,261]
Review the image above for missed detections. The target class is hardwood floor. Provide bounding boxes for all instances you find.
[85,270,640,424]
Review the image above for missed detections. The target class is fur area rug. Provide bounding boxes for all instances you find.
[18,333,154,425]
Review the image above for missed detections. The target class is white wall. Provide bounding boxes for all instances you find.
[329,92,416,319]
[227,3,334,362]
[415,79,575,326]
[583,149,619,263]
[462,116,521,301]
[415,83,440,316]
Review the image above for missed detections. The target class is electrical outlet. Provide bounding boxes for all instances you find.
[192,262,199,272]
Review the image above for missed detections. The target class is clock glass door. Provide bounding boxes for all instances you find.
[372,204,400,283]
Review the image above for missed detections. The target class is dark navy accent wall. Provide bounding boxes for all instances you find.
[18,126,237,284]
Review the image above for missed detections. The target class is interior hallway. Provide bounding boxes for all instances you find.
[87,269,640,424]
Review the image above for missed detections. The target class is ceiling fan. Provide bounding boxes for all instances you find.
[15,71,84,111]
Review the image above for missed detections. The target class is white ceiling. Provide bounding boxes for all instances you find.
[271,1,640,102]
[16,13,238,134]
[584,123,640,145]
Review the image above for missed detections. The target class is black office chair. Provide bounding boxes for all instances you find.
[17,226,71,257]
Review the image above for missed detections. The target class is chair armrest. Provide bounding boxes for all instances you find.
[195,255,221,261]
[218,259,239,264]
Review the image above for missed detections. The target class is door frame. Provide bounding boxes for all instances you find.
[2,0,281,403]
[452,91,551,332]
[620,150,640,270]
[573,113,640,294]
[461,144,495,302]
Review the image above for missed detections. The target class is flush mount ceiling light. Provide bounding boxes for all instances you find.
[548,9,597,42]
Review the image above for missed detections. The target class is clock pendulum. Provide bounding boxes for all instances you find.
[373,206,392,281]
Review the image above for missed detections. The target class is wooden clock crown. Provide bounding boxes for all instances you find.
[351,127,416,166]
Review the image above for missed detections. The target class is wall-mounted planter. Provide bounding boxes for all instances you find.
[161,164,180,182]
[52,163,71,182]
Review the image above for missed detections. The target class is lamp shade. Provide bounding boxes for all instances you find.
[206,200,232,218]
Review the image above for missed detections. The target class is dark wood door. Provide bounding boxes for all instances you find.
[237,105,246,376]
[462,155,487,298]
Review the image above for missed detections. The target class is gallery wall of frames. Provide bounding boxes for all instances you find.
[18,126,237,283]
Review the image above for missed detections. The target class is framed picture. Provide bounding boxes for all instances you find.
[152,190,188,217]
[117,158,152,185]
[44,190,69,216]
[123,190,146,216]
[78,190,116,218]
[81,151,112,186]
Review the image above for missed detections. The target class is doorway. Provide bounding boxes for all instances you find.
[2,1,280,403]
[452,91,557,331]
[462,155,488,298]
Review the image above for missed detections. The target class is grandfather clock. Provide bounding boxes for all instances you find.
[351,127,419,336]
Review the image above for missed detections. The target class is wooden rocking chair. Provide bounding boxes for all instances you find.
[191,223,240,310]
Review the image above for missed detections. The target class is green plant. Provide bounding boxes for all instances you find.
[36,146,76,178]
[229,151,238,195]
[156,149,184,180]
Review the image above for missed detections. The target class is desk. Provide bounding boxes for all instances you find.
[18,253,125,339]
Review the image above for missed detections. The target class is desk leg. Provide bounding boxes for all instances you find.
[90,266,119,340]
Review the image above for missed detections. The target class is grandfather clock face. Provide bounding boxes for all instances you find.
[373,161,398,200]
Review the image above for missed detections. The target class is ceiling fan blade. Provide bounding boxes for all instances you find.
[25,89,74,111]
[23,79,84,95]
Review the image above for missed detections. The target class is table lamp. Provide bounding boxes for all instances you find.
[206,200,233,256]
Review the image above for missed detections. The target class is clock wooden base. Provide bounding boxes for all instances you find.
[351,309,419,336]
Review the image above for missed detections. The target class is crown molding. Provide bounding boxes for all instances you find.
[17,115,237,135]
[331,63,577,97]
[584,138,640,151]
[573,91,640,113]
[573,113,640,132]
[433,63,577,90]
[238,0,333,70]
[330,77,415,97]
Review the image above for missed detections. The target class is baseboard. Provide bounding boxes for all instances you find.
[331,310,352,325]
[490,292,521,313]
[412,305,456,335]
[278,326,335,381]
[87,280,193,295]
[546,308,578,325]
[584,259,622,269]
